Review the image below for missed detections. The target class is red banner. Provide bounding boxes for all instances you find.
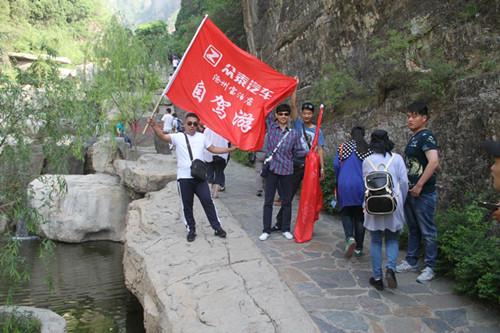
[166,17,297,151]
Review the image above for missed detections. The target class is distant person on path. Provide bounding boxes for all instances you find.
[172,113,184,133]
[259,104,305,241]
[333,126,372,258]
[364,130,409,291]
[484,140,500,222]
[148,113,236,242]
[161,108,174,134]
[172,55,180,71]
[270,93,326,233]
[396,101,440,283]
[204,127,230,198]
[116,121,132,147]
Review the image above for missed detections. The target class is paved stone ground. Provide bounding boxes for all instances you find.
[217,161,500,333]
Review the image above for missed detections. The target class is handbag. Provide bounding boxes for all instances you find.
[260,161,271,178]
[260,130,290,178]
[184,133,208,181]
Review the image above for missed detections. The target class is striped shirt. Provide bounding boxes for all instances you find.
[266,122,305,175]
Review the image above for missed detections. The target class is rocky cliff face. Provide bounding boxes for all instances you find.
[242,0,500,203]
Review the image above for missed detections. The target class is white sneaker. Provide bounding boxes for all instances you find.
[396,260,419,273]
[416,267,435,283]
[282,231,294,240]
[259,232,270,241]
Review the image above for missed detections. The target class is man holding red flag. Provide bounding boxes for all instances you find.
[148,113,236,242]
[165,16,297,150]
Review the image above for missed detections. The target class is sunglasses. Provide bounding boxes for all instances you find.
[186,121,199,127]
[302,103,314,111]
[277,112,290,117]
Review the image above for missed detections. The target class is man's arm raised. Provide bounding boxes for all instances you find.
[148,118,172,143]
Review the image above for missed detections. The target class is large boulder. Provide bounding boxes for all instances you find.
[86,136,120,174]
[124,182,319,333]
[29,174,129,243]
[113,154,177,194]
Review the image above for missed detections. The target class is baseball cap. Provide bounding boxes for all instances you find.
[484,140,500,157]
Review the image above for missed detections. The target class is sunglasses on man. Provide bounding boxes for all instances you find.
[186,121,199,127]
[277,112,290,117]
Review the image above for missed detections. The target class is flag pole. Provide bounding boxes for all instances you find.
[142,14,209,135]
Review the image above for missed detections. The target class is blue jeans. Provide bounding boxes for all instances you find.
[404,191,438,268]
[370,230,400,279]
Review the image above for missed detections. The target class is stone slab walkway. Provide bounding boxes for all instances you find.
[217,161,500,333]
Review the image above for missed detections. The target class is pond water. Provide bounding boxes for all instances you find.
[0,240,145,333]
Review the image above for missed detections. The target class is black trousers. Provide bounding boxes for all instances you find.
[207,157,227,187]
[177,178,222,232]
[263,172,292,233]
[340,206,365,251]
[275,166,304,228]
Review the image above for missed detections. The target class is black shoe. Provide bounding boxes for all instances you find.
[385,268,397,289]
[214,228,227,238]
[270,225,281,233]
[369,277,384,291]
[187,231,196,242]
[256,190,263,197]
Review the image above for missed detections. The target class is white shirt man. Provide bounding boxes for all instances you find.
[148,113,236,242]
[161,110,174,133]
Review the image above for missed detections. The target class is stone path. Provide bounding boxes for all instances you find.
[217,161,500,333]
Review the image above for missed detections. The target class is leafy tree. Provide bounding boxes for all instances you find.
[0,55,106,295]
[174,0,247,52]
[90,16,161,144]
[135,20,171,65]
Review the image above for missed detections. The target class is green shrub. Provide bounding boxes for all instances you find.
[320,156,337,215]
[230,149,254,167]
[0,311,41,333]
[436,203,500,304]
[415,55,456,98]
[370,29,411,72]
[310,64,366,109]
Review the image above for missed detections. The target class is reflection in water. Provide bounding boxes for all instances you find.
[0,240,144,333]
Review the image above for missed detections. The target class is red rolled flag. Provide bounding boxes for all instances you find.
[293,105,324,243]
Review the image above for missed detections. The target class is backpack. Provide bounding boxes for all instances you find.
[364,154,397,215]
[174,118,184,132]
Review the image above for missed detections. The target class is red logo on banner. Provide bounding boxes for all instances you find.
[166,17,297,151]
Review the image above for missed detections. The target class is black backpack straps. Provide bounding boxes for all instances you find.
[302,124,311,149]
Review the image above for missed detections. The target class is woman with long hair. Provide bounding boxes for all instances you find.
[363,130,408,290]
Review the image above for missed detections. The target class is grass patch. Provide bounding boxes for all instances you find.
[0,311,41,333]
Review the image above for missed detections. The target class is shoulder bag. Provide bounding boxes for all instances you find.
[184,133,208,181]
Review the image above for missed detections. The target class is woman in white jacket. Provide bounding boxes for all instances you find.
[363,130,409,291]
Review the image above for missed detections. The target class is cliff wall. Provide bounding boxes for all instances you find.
[242,0,500,203]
